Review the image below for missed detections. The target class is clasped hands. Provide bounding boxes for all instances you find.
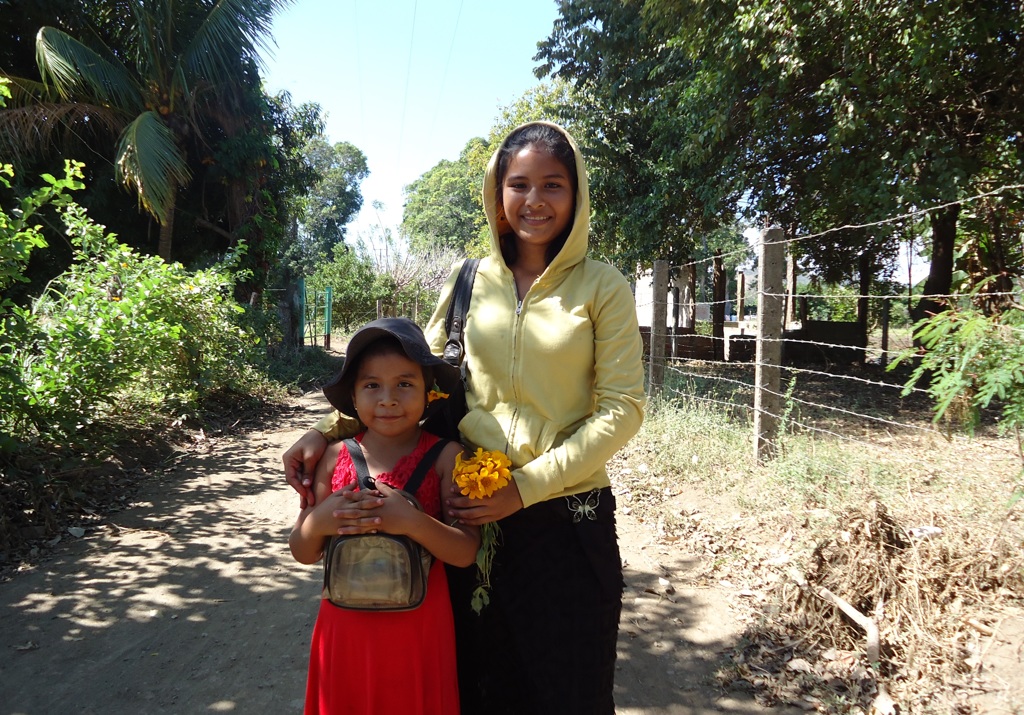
[307,482,422,537]
[305,475,526,535]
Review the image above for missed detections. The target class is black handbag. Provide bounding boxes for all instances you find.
[322,437,448,611]
[421,258,479,442]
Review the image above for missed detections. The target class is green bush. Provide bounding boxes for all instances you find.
[1,182,267,448]
[1,160,86,449]
[893,284,1024,437]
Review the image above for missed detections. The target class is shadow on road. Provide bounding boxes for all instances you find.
[1,392,800,714]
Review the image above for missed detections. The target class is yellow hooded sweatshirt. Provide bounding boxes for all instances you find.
[316,122,645,507]
[422,122,646,507]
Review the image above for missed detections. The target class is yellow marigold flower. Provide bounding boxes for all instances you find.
[453,448,511,499]
[427,388,449,403]
[450,447,513,613]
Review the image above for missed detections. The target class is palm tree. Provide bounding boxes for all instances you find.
[1,0,292,261]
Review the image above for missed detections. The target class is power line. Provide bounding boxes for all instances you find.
[660,183,1024,271]
[395,0,419,183]
[429,0,464,141]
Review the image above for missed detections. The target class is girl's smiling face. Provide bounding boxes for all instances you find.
[351,351,427,438]
[500,145,575,252]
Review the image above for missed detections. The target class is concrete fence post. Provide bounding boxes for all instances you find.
[680,262,696,330]
[712,251,726,361]
[324,286,333,351]
[736,270,746,321]
[754,228,785,462]
[650,259,669,397]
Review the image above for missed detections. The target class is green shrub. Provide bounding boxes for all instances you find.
[893,283,1024,438]
[1,161,87,449]
[1,190,267,447]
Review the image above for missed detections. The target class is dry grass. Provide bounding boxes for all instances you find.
[614,360,1024,713]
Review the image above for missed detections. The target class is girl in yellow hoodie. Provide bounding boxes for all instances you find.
[284,122,646,714]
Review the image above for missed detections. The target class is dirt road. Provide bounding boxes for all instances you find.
[1,392,795,714]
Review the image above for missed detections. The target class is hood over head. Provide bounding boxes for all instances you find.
[482,121,590,274]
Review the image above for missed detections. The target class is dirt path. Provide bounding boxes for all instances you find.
[1,392,799,714]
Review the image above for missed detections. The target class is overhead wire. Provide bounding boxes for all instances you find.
[429,0,464,141]
[351,0,364,140]
[395,0,419,195]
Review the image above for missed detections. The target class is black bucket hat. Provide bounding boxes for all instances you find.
[322,317,460,419]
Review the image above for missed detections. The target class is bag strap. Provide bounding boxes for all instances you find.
[342,438,375,491]
[342,437,450,499]
[404,439,449,496]
[442,258,479,367]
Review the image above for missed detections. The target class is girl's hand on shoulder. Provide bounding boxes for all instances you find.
[446,478,524,526]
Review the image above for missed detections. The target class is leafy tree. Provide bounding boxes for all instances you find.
[291,138,368,272]
[0,0,291,261]
[402,137,487,255]
[308,240,378,332]
[0,80,51,300]
[639,0,1024,316]
[535,3,720,270]
[478,81,577,157]
[538,0,1024,298]
[893,281,1024,468]
[1,175,264,447]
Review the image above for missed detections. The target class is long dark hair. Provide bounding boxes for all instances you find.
[495,124,579,267]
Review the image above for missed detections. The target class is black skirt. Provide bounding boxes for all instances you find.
[447,486,624,715]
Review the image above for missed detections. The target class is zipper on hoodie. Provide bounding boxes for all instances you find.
[508,278,527,450]
[508,272,543,453]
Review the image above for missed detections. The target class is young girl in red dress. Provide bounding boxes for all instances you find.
[289,317,479,715]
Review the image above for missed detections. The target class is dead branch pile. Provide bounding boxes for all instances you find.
[728,501,1024,712]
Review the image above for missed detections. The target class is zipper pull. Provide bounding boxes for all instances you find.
[516,298,523,315]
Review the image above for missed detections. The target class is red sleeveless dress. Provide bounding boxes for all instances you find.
[303,431,460,715]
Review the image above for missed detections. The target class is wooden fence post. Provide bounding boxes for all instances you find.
[650,259,669,397]
[754,228,785,462]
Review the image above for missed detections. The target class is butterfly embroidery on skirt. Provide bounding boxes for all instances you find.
[566,489,601,523]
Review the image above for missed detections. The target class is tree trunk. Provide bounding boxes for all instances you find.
[157,183,177,261]
[912,203,960,323]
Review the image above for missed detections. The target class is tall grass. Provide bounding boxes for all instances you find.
[619,381,1013,527]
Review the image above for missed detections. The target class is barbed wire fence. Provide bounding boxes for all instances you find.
[639,183,1024,466]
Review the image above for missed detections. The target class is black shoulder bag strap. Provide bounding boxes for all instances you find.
[442,258,480,367]
[342,438,450,500]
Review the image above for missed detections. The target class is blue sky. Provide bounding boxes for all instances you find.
[260,0,562,238]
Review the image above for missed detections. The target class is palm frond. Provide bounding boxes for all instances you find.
[125,0,166,99]
[36,27,144,112]
[0,75,58,105]
[116,111,191,224]
[180,0,293,83]
[0,101,126,165]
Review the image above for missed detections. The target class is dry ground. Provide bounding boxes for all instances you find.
[2,387,1021,714]
[2,391,803,715]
